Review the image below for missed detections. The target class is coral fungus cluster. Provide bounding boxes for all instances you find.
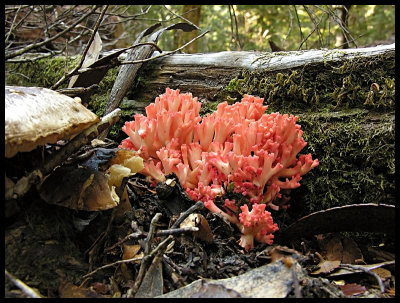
[120,88,319,250]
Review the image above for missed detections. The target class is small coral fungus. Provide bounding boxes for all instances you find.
[120,88,319,250]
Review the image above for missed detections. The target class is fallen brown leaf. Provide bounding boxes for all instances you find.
[341,283,367,296]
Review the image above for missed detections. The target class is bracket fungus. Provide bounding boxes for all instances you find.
[5,86,100,158]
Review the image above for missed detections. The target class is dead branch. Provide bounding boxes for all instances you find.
[5,269,42,298]
[339,264,386,293]
[5,5,100,60]
[104,226,199,253]
[163,5,201,30]
[51,5,109,90]
[119,30,209,66]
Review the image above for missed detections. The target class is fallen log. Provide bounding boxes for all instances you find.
[125,43,395,106]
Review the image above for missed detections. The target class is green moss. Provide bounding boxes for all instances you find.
[5,52,395,220]
[86,66,119,116]
[290,110,395,218]
[224,51,395,113]
[200,101,219,115]
[5,56,81,88]
[223,51,395,218]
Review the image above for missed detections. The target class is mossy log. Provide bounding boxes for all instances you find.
[126,44,395,215]
[4,44,395,216]
[131,43,395,111]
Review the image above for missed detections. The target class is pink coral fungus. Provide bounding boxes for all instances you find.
[120,88,319,250]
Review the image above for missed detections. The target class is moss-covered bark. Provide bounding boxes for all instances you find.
[5,47,395,217]
[222,52,395,216]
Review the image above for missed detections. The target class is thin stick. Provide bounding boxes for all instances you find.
[81,256,143,279]
[6,5,99,60]
[145,213,162,255]
[171,201,205,229]
[51,5,109,90]
[339,264,386,293]
[120,30,209,65]
[104,226,199,253]
[5,269,42,298]
[163,5,201,30]
[5,5,22,45]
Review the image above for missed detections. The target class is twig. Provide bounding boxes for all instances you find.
[171,201,205,229]
[5,5,99,60]
[339,264,386,293]
[51,5,109,90]
[302,5,324,48]
[228,5,241,50]
[64,39,69,75]
[81,256,143,280]
[128,235,174,297]
[5,269,42,298]
[40,5,51,40]
[5,5,22,45]
[284,6,294,46]
[145,213,162,254]
[131,218,173,296]
[120,30,209,65]
[56,84,99,97]
[5,50,65,63]
[104,226,199,253]
[125,213,163,296]
[293,5,305,49]
[163,5,201,30]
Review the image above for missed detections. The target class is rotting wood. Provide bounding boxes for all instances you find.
[117,43,395,103]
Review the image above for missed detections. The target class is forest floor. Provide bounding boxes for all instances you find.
[5,143,395,298]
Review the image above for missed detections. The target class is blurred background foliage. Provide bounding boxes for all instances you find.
[119,5,395,53]
[5,5,394,59]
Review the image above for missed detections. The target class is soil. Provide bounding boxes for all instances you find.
[4,147,395,298]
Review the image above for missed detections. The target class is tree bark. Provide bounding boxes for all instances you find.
[128,43,395,105]
[119,43,395,213]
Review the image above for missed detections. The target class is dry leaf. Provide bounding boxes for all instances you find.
[91,282,109,295]
[371,267,392,280]
[180,213,214,243]
[311,252,340,275]
[120,244,143,281]
[122,244,142,260]
[311,260,341,275]
[341,283,366,296]
[59,282,105,298]
[325,236,343,261]
[69,32,102,88]
[135,257,163,298]
[39,166,118,211]
[341,237,364,264]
